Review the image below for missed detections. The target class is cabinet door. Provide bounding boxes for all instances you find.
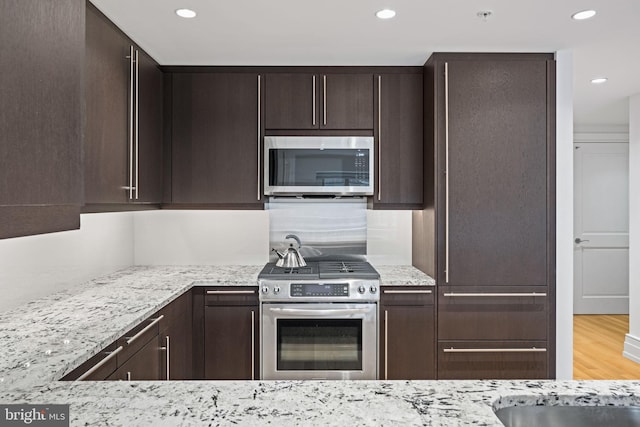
[380,289,435,380]
[443,59,549,286]
[264,73,317,129]
[204,305,258,380]
[374,73,423,208]
[321,74,374,130]
[0,0,83,239]
[108,335,162,381]
[135,49,163,204]
[160,309,193,380]
[84,3,129,205]
[171,73,262,206]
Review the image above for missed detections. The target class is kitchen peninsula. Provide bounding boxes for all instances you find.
[1,266,638,426]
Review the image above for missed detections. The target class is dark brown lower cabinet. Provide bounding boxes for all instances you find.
[437,341,548,380]
[203,303,258,380]
[436,286,550,379]
[159,296,193,380]
[62,290,193,381]
[107,335,162,381]
[379,287,435,380]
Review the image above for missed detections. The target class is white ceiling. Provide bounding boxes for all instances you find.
[90,0,640,128]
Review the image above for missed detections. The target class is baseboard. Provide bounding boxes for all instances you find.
[623,334,640,364]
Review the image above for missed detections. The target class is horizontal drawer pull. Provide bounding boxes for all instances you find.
[383,289,433,295]
[206,290,256,295]
[76,346,123,381]
[125,315,164,345]
[443,347,547,353]
[443,292,547,298]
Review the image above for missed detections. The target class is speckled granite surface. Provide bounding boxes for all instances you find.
[1,265,638,426]
[1,379,640,426]
[0,265,433,389]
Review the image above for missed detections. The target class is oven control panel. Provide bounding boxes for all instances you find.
[290,283,349,297]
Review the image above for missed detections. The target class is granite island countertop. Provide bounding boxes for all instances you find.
[1,379,640,426]
[1,265,638,426]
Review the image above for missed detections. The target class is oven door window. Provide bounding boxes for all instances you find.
[276,319,362,371]
[269,149,370,187]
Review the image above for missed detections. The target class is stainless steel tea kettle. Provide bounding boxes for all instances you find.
[272,234,307,268]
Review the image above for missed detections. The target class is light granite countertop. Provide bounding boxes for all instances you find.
[0,264,432,389]
[1,379,640,426]
[1,265,638,426]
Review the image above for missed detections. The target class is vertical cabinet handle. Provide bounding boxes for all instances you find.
[384,309,388,380]
[161,335,170,380]
[323,75,327,126]
[126,371,131,381]
[444,62,450,284]
[134,49,139,200]
[257,75,261,201]
[251,310,256,381]
[312,75,316,126]
[126,46,134,199]
[377,75,382,201]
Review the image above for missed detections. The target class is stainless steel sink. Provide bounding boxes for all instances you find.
[495,405,640,427]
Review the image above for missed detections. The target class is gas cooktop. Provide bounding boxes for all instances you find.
[258,261,380,281]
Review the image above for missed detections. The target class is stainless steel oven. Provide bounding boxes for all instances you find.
[258,261,380,380]
[264,136,374,196]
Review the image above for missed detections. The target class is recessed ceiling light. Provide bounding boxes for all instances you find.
[572,10,596,20]
[176,8,197,19]
[591,77,608,84]
[376,9,396,20]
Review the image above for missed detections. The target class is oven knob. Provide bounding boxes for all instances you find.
[358,285,366,294]
[261,286,269,294]
[273,286,281,294]
[370,285,378,294]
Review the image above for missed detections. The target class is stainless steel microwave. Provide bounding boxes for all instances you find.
[264,136,374,196]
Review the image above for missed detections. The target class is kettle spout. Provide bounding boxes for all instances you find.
[271,248,285,259]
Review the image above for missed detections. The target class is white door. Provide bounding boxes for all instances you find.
[574,142,629,314]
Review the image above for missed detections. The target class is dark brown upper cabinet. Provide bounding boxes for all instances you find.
[84,4,162,209]
[170,72,263,208]
[372,72,424,209]
[0,0,84,239]
[264,72,373,130]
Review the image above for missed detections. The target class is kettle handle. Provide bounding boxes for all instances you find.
[285,234,302,248]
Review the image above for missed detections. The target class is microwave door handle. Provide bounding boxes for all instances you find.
[268,307,372,316]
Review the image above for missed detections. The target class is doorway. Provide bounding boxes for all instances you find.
[573,142,629,314]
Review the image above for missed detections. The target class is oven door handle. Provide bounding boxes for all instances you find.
[267,307,372,316]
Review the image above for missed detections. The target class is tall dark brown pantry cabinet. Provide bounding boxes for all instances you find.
[414,53,556,379]
[0,0,84,239]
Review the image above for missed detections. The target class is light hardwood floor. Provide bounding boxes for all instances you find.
[574,315,640,380]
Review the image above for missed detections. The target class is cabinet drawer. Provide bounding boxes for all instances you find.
[438,287,547,340]
[107,335,162,381]
[381,287,434,306]
[203,287,258,306]
[116,316,162,363]
[438,341,548,379]
[61,342,120,381]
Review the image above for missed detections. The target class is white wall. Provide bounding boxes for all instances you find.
[133,209,413,266]
[556,50,574,379]
[624,93,640,363]
[0,212,134,313]
[133,210,271,265]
